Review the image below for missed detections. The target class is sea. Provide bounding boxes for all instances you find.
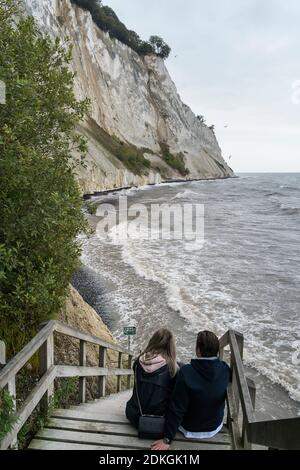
[73,173,300,419]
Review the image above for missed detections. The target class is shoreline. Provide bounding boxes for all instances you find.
[82,175,238,200]
[77,174,300,418]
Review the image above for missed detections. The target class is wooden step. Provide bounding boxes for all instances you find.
[46,417,231,445]
[29,440,137,451]
[29,387,232,450]
[30,427,231,450]
[52,408,129,424]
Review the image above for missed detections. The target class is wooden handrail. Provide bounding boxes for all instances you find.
[220,329,300,450]
[229,331,256,423]
[0,321,131,389]
[250,416,300,450]
[54,322,131,354]
[0,366,57,451]
[0,321,134,450]
[0,321,56,389]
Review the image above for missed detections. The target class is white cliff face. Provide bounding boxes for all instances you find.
[23,0,234,193]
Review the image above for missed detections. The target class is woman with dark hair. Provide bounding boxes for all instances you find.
[125,328,178,428]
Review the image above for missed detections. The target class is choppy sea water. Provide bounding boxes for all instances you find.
[74,174,300,419]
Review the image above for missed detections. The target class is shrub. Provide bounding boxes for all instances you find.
[159,143,189,176]
[0,389,17,444]
[149,36,171,59]
[85,201,97,215]
[0,0,89,356]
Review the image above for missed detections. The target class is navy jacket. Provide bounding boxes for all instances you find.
[164,358,231,441]
[126,361,176,428]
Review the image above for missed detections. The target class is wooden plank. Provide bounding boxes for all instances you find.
[28,440,136,450]
[249,416,300,450]
[0,340,6,367]
[98,347,107,398]
[36,428,230,451]
[226,384,243,450]
[79,340,87,403]
[0,321,55,388]
[127,355,133,389]
[219,331,230,358]
[0,366,57,450]
[242,377,256,450]
[52,409,229,437]
[56,365,133,378]
[229,331,256,424]
[39,334,54,413]
[52,408,130,424]
[47,418,231,445]
[7,377,18,449]
[117,353,122,392]
[54,322,130,355]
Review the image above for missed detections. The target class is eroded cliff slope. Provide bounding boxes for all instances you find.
[24,0,234,193]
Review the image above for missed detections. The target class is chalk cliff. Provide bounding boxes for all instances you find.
[24,0,234,193]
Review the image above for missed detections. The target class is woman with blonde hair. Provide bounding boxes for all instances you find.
[126,328,178,430]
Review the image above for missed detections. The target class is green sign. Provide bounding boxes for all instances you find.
[124,327,136,336]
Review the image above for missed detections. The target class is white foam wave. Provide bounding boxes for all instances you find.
[171,190,199,201]
[105,230,300,403]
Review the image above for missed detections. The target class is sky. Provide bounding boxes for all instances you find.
[105,0,300,173]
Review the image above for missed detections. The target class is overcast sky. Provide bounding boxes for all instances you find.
[106,0,300,172]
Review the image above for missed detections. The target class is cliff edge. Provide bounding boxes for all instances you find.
[24,0,234,193]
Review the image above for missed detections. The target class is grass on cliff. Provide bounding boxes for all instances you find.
[159,143,190,177]
[86,119,152,175]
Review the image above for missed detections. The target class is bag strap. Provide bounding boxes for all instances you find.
[135,365,144,417]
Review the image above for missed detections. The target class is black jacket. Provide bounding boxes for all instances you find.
[126,361,176,428]
[164,358,231,441]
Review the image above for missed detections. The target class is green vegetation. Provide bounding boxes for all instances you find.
[149,36,171,60]
[85,201,97,215]
[86,119,151,175]
[17,377,78,449]
[71,0,171,59]
[0,389,17,444]
[159,143,190,177]
[0,0,89,356]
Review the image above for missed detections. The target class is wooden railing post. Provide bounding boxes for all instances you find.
[230,332,244,419]
[98,346,107,398]
[117,352,122,392]
[79,340,87,403]
[0,340,5,369]
[39,329,54,414]
[242,378,256,449]
[0,340,18,448]
[127,355,133,389]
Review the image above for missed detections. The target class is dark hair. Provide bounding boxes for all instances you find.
[140,328,177,377]
[196,331,220,358]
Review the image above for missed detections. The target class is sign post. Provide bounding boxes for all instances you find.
[124,327,136,352]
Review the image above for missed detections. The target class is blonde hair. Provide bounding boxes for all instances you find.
[140,328,177,377]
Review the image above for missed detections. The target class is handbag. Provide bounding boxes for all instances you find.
[135,366,165,440]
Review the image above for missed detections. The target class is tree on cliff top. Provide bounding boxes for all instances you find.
[149,36,171,59]
[0,0,89,355]
[71,0,171,59]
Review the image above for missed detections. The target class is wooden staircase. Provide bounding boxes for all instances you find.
[1,321,300,450]
[29,390,232,450]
